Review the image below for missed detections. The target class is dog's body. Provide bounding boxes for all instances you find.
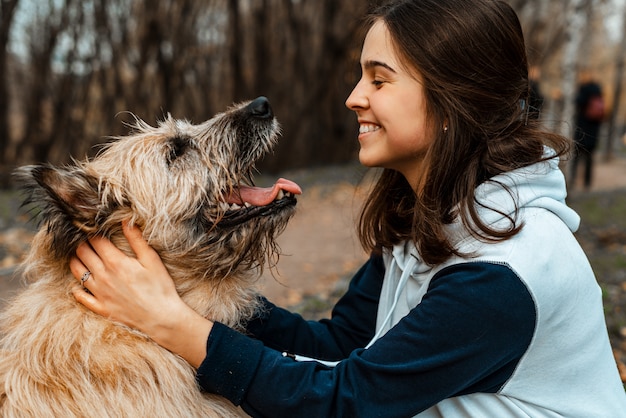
[0,97,300,417]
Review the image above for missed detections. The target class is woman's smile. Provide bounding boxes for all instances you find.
[358,123,381,135]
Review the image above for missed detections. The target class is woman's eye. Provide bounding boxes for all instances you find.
[372,79,384,87]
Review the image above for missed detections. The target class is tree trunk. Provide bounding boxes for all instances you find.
[0,0,20,163]
[559,0,587,138]
[605,2,626,161]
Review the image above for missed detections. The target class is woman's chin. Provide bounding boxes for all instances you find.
[358,151,380,168]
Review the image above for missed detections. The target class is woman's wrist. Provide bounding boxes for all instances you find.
[151,300,214,369]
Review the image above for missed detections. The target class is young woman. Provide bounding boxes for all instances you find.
[71,0,626,416]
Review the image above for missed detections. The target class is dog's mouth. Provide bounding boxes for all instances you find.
[216,178,302,227]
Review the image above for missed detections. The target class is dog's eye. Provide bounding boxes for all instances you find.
[167,135,190,165]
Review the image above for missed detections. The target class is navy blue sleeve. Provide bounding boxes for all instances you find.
[197,262,536,418]
[244,253,384,360]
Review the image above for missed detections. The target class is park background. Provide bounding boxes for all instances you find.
[0,0,625,385]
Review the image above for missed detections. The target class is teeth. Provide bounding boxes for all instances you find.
[219,201,246,212]
[359,124,380,134]
[219,190,296,212]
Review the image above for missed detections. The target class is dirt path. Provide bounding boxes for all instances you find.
[581,156,626,192]
[259,182,370,307]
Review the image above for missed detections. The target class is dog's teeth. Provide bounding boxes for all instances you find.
[276,190,285,200]
[220,202,231,211]
[231,203,242,210]
[244,202,251,208]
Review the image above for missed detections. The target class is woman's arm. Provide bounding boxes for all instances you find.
[70,223,384,366]
[246,254,384,360]
[70,223,211,368]
[71,229,536,416]
[200,262,536,417]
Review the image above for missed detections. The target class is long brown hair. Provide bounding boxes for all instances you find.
[358,0,570,265]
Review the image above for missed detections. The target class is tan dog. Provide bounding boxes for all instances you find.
[0,97,301,417]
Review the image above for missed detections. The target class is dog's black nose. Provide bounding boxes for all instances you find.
[247,96,273,119]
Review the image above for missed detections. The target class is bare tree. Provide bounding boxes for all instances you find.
[233,0,370,171]
[228,0,245,101]
[15,0,623,176]
[17,0,76,163]
[5,0,374,173]
[606,3,626,160]
[508,0,613,137]
[0,0,20,161]
[558,0,587,138]
[46,0,93,163]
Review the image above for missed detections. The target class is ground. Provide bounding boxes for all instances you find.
[1,155,626,384]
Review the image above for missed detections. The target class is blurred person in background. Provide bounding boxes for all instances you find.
[571,70,605,191]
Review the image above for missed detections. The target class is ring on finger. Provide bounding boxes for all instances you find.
[80,270,92,286]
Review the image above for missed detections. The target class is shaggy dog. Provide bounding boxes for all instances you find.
[0,97,301,417]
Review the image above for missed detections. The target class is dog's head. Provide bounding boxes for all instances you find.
[15,97,300,281]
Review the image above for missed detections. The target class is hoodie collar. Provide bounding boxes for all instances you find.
[447,149,580,246]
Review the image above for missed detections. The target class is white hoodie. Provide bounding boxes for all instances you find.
[374,152,626,417]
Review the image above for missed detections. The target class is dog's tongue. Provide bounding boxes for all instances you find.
[225,178,302,206]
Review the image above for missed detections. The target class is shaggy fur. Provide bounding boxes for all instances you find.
[0,97,299,417]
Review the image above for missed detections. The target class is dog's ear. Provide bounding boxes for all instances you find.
[14,164,112,258]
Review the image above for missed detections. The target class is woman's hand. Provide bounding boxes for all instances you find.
[70,222,212,368]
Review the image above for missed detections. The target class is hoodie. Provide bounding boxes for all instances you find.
[197,154,626,417]
[373,149,581,344]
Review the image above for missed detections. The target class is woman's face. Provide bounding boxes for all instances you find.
[346,21,433,189]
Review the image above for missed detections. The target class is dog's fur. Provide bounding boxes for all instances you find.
[0,97,299,417]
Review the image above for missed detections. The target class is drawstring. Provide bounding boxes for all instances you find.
[281,352,341,368]
[282,244,421,367]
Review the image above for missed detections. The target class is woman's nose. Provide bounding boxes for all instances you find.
[345,79,367,111]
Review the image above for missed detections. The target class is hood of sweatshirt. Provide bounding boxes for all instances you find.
[370,151,579,346]
[465,151,578,234]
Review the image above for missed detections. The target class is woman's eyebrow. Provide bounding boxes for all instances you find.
[363,60,397,73]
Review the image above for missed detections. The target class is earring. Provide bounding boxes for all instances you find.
[443,125,448,133]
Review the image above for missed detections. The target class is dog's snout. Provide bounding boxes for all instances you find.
[247,96,273,119]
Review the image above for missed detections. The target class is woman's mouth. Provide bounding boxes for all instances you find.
[359,124,380,134]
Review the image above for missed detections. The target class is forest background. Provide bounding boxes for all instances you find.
[1,0,626,180]
[1,0,626,385]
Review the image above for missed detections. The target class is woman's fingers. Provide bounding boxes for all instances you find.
[69,230,145,325]
[70,245,100,292]
[121,222,169,272]
[71,285,105,314]
[69,254,108,315]
[69,223,180,334]
[120,222,175,285]
[122,221,149,256]
[73,234,126,288]
[69,253,88,283]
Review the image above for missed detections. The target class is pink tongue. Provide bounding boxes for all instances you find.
[225,178,302,206]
